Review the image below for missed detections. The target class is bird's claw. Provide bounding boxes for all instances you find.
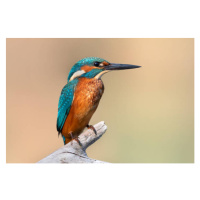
[70,132,82,146]
[87,125,97,135]
[74,137,82,146]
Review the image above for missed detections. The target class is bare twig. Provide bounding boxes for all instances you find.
[38,121,108,163]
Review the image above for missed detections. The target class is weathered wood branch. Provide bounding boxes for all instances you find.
[38,121,108,163]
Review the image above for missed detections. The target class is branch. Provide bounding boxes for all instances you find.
[38,121,108,163]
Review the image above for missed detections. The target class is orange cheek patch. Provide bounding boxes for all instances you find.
[81,65,93,72]
[81,65,98,72]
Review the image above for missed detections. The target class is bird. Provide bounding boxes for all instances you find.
[57,57,141,145]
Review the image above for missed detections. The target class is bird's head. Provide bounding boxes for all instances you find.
[67,57,141,82]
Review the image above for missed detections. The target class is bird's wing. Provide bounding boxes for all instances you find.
[56,79,79,133]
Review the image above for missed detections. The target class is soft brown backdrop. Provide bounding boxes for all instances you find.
[6,38,194,163]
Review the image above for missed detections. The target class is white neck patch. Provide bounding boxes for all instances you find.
[69,70,86,81]
[95,70,109,79]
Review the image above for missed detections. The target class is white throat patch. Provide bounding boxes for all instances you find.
[69,70,86,81]
[95,70,109,79]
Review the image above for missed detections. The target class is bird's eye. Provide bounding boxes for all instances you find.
[94,62,100,66]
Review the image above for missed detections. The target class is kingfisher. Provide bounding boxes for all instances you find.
[57,57,141,145]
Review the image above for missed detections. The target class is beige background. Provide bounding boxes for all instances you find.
[6,38,194,163]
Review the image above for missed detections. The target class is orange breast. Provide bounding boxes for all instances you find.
[62,77,104,143]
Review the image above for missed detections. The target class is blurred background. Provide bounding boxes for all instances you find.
[6,38,194,163]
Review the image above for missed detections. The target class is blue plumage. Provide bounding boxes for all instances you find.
[57,58,107,138]
[67,57,107,82]
[57,57,141,145]
[56,78,79,133]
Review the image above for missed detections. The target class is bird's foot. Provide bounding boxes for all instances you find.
[74,137,82,146]
[87,124,97,135]
[70,132,82,146]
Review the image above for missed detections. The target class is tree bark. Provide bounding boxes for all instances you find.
[38,121,108,163]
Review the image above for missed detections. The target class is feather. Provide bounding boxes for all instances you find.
[56,79,79,133]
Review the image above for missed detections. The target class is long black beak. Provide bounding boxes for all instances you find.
[104,63,141,70]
